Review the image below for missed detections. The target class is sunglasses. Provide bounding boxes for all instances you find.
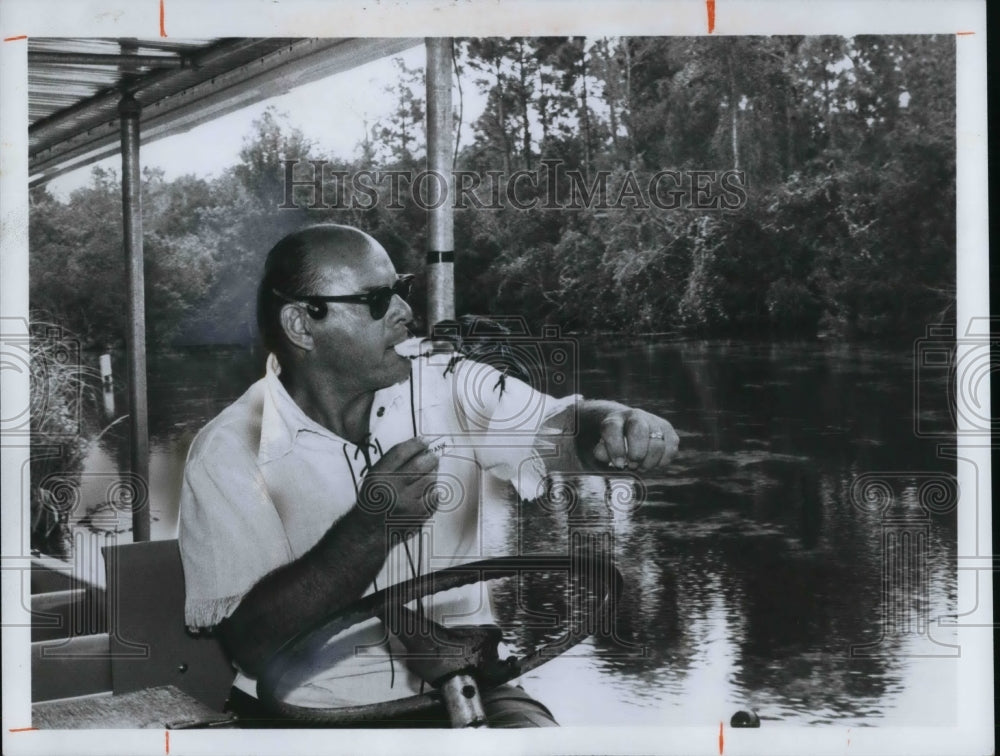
[273,274,415,321]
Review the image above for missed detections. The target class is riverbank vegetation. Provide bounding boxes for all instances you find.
[30,35,954,349]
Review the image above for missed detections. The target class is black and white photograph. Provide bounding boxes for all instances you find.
[0,1,991,754]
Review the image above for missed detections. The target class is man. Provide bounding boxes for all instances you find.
[178,223,679,727]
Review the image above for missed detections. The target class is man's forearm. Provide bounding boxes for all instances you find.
[219,503,389,678]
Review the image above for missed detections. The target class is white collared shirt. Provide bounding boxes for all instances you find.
[178,344,580,705]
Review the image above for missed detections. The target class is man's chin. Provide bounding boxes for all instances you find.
[383,350,412,385]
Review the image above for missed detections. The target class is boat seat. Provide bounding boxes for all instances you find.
[102,539,235,712]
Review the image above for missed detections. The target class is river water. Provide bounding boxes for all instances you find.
[71,338,957,727]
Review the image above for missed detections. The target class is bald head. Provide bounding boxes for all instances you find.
[256,224,390,365]
[300,224,382,267]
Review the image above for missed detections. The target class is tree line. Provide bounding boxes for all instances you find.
[30,35,955,349]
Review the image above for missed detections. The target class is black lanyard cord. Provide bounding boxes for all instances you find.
[343,441,397,688]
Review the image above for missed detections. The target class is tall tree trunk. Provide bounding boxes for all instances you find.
[518,42,532,170]
[579,41,592,178]
[608,96,621,167]
[597,40,623,167]
[727,51,740,170]
[785,88,794,176]
[494,59,511,174]
[622,39,634,164]
[538,70,550,145]
[823,74,834,150]
[731,97,740,170]
[781,38,801,177]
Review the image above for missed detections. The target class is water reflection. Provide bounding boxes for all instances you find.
[68,339,956,726]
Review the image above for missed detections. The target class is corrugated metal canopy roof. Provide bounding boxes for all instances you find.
[28,37,421,186]
[28,38,215,123]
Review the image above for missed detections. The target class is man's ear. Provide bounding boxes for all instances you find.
[280,304,314,352]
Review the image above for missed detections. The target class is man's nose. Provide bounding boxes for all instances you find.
[388,293,412,325]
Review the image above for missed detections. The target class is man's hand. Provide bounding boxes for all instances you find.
[359,437,441,521]
[588,405,680,471]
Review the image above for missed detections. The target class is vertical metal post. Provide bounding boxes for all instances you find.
[118,94,150,542]
[425,38,455,326]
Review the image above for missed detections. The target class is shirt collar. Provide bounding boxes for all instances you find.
[258,355,410,464]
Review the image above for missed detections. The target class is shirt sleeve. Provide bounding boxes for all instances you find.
[178,431,293,630]
[448,359,582,501]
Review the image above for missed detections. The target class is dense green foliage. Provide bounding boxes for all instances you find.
[29,35,954,347]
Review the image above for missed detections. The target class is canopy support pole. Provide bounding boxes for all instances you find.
[118,94,150,543]
[425,38,455,327]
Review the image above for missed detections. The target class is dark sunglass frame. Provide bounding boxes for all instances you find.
[273,274,415,320]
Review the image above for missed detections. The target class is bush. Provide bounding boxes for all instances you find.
[29,319,101,558]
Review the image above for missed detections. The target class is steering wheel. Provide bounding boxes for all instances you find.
[256,553,623,727]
